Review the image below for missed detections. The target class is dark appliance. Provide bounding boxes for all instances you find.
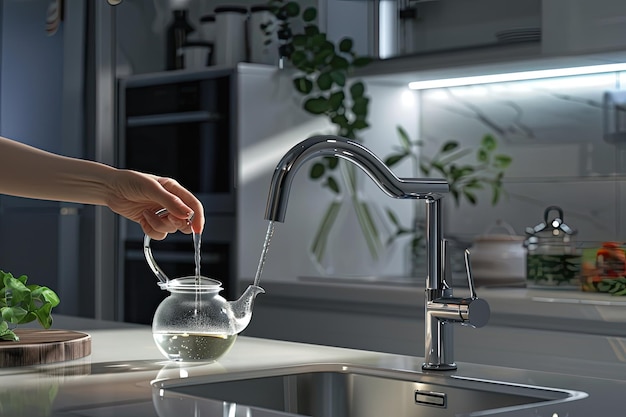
[118,69,237,324]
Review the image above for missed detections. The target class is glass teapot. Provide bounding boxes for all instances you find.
[144,233,264,362]
[524,205,580,287]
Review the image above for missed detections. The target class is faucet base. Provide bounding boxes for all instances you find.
[422,363,457,371]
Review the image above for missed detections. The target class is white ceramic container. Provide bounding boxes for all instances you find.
[469,220,527,287]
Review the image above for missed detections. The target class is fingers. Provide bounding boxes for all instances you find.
[140,211,168,240]
[141,210,192,240]
[156,177,205,233]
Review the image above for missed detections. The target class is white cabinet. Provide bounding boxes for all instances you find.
[398,0,541,56]
[542,0,626,55]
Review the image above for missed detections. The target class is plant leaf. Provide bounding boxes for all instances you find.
[302,6,316,21]
[330,55,349,69]
[304,97,329,114]
[35,303,54,329]
[481,134,497,151]
[441,141,459,153]
[327,91,345,111]
[349,81,365,98]
[292,34,307,47]
[2,306,29,324]
[464,191,477,205]
[310,162,325,179]
[385,153,408,167]
[351,96,369,115]
[316,72,333,90]
[338,38,353,53]
[494,154,513,169]
[325,156,339,170]
[352,56,372,67]
[31,286,60,308]
[352,119,369,130]
[284,1,301,17]
[0,321,18,341]
[386,208,401,227]
[293,77,313,94]
[477,148,488,163]
[329,70,346,87]
[326,176,340,194]
[396,126,411,151]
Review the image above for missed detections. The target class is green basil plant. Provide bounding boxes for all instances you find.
[0,270,60,341]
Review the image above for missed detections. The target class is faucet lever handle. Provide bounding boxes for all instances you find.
[464,249,478,299]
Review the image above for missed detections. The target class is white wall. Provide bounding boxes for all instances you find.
[236,66,419,284]
[420,72,626,246]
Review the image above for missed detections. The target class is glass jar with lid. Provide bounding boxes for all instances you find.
[524,206,581,288]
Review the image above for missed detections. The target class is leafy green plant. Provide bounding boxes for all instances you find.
[0,270,60,341]
[267,1,387,270]
[384,126,513,262]
[596,278,626,295]
[266,0,372,190]
[268,1,372,113]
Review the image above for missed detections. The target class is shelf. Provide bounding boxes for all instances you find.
[126,111,224,127]
[357,42,626,86]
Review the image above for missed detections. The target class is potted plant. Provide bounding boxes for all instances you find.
[384,126,513,274]
[0,270,60,341]
[267,1,391,274]
[265,2,513,276]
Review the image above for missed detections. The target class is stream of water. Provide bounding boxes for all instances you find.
[253,221,275,287]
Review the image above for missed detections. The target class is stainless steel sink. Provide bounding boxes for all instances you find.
[153,363,587,417]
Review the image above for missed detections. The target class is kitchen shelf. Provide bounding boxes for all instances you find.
[126,111,223,127]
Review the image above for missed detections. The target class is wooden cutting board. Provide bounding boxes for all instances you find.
[0,329,91,367]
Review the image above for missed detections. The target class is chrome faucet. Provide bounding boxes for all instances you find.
[264,135,490,371]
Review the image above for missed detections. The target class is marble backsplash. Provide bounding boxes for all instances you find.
[418,71,626,245]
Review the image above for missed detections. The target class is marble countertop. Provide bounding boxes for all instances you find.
[1,315,626,416]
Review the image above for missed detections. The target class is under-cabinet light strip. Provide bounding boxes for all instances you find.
[408,62,626,90]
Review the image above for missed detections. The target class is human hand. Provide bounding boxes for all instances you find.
[105,170,205,239]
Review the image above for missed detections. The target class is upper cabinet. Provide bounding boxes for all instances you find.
[321,0,626,83]
[388,0,541,58]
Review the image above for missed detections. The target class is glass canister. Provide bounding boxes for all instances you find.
[524,206,581,288]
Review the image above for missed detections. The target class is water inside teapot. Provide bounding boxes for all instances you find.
[154,332,236,362]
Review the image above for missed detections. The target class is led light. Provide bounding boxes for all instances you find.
[408,62,626,90]
[400,89,417,107]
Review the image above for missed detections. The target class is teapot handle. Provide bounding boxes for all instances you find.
[143,208,170,284]
[543,205,564,224]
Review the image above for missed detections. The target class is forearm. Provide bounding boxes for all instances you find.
[0,136,115,205]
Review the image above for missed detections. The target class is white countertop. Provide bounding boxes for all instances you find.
[1,314,626,416]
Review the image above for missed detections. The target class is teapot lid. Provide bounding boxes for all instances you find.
[475,219,524,242]
[158,276,223,292]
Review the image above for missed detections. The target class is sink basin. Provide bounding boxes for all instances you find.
[153,363,587,417]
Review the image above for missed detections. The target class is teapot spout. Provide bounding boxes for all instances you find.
[229,285,265,334]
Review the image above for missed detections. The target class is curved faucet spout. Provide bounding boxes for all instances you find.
[264,135,449,222]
